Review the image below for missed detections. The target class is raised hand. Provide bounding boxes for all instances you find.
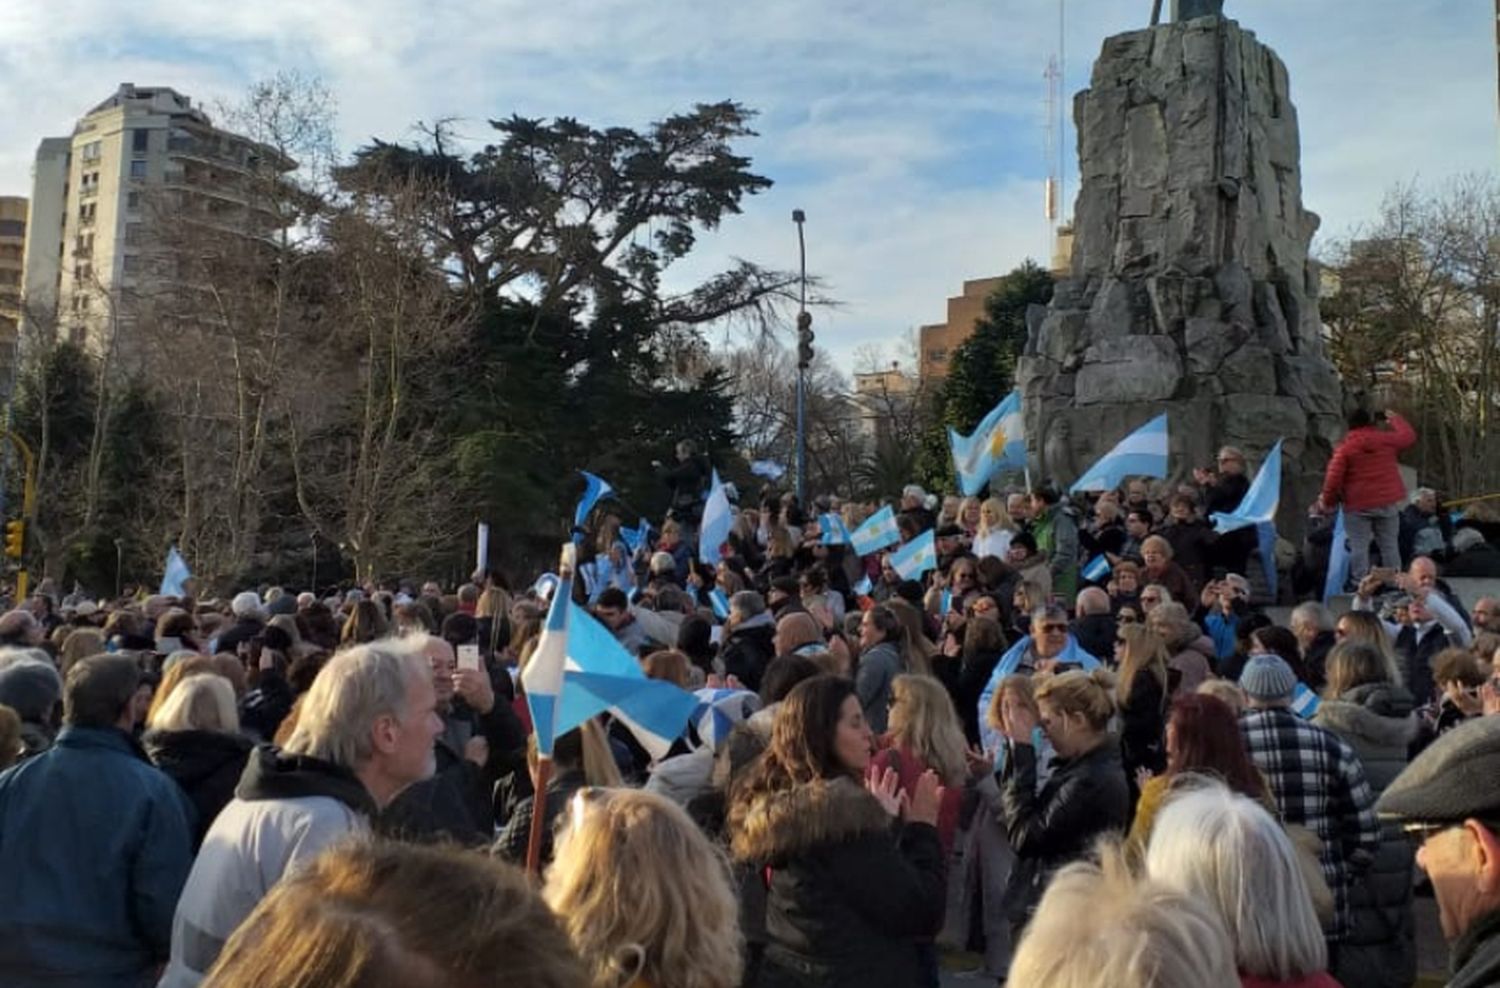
[866,765,902,817]
[964,744,996,779]
[906,770,944,827]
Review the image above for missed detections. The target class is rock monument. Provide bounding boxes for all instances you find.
[1018,12,1342,529]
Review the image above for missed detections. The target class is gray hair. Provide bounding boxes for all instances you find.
[1289,601,1333,633]
[1030,603,1070,628]
[729,590,765,619]
[1146,781,1327,982]
[283,638,428,769]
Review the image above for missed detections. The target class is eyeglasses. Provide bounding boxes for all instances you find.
[1401,821,1460,847]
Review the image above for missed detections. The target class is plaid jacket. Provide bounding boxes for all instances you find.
[1240,707,1381,939]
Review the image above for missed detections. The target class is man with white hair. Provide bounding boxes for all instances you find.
[160,638,443,987]
[1400,486,1451,566]
[1472,596,1500,635]
[1071,586,1116,660]
[211,591,266,655]
[1289,601,1337,690]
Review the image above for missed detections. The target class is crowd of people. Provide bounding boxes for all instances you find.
[2,412,1500,987]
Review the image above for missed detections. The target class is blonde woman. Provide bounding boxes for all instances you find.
[958,496,983,538]
[546,788,741,988]
[872,674,969,853]
[202,840,587,988]
[143,674,253,849]
[1115,625,1171,792]
[973,497,1014,561]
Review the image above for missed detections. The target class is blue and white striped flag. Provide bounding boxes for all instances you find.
[160,546,192,597]
[573,471,615,535]
[523,568,698,760]
[949,390,1026,496]
[1211,441,1283,534]
[819,513,852,546]
[1081,554,1111,583]
[850,505,902,556]
[750,460,786,481]
[1290,682,1321,719]
[699,470,732,565]
[939,588,953,614]
[620,520,652,555]
[889,529,937,580]
[853,574,873,597]
[1323,508,1350,604]
[1070,414,1170,493]
[708,587,731,622]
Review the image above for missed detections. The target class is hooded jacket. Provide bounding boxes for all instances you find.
[159,746,375,988]
[143,728,254,849]
[1313,682,1418,988]
[1320,412,1417,512]
[730,777,945,988]
[721,613,776,692]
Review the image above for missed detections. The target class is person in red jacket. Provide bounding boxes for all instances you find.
[1317,408,1417,585]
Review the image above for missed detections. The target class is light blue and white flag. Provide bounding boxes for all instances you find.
[1290,681,1321,719]
[1069,414,1170,493]
[1081,554,1111,583]
[708,587,731,622]
[523,572,698,760]
[939,588,953,614]
[853,574,873,597]
[949,390,1026,497]
[160,546,192,597]
[699,470,732,565]
[888,529,937,580]
[620,520,652,556]
[1211,440,1284,534]
[573,471,615,536]
[850,505,902,556]
[819,513,852,545]
[750,460,786,481]
[1323,508,1350,604]
[690,688,762,751]
[531,572,561,601]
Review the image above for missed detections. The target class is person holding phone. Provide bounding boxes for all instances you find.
[1316,406,1418,585]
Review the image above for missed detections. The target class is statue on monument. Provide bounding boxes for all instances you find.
[1150,0,1224,25]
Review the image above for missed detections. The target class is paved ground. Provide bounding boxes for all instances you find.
[936,897,1450,986]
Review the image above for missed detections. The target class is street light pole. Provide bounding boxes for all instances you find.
[792,209,808,507]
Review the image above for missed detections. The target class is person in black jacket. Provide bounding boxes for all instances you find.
[729,675,946,988]
[1112,626,1170,808]
[656,440,709,531]
[995,667,1130,939]
[720,591,777,692]
[1195,446,1253,575]
[143,673,254,848]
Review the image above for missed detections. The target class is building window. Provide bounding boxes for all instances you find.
[132,128,150,154]
[927,348,949,364]
[122,255,140,275]
[129,160,148,180]
[80,140,101,161]
[124,223,142,245]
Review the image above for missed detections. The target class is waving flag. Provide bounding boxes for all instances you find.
[819,513,852,545]
[699,470,732,565]
[1081,554,1111,583]
[750,460,786,481]
[889,529,937,580]
[522,567,576,757]
[1323,508,1350,603]
[1211,441,1283,534]
[850,505,902,556]
[160,546,192,597]
[690,688,763,751]
[853,574,873,597]
[950,391,1026,496]
[620,520,652,555]
[531,572,560,601]
[1290,681,1321,719]
[573,471,615,535]
[708,587,731,622]
[1070,414,1169,493]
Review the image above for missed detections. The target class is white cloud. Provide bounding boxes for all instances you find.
[1,0,1492,376]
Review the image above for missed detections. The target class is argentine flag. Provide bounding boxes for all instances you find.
[889,529,937,580]
[1211,440,1283,534]
[850,505,902,556]
[1081,554,1111,583]
[620,520,651,556]
[708,587,731,622]
[853,574,873,597]
[819,513,852,545]
[523,565,698,760]
[950,391,1026,497]
[1290,681,1321,719]
[699,470,732,565]
[160,546,192,597]
[1070,414,1169,493]
[574,471,615,533]
[1322,508,1350,604]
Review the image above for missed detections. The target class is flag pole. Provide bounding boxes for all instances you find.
[525,755,554,876]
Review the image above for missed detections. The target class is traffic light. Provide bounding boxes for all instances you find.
[4,520,22,560]
[796,310,814,369]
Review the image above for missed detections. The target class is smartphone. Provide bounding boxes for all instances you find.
[457,644,481,672]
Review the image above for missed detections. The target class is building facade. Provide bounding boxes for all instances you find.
[917,276,1003,384]
[0,197,24,389]
[21,84,291,356]
[850,365,916,445]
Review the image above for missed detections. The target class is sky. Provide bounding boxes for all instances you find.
[2,0,1495,374]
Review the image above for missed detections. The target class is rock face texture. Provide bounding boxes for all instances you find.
[1018,16,1341,527]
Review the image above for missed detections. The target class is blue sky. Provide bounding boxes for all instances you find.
[2,0,1494,373]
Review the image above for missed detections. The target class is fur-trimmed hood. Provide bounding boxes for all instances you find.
[1315,683,1418,749]
[731,776,892,864]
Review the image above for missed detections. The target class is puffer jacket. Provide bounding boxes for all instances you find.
[730,776,945,988]
[1449,908,1500,988]
[1320,412,1416,512]
[1000,738,1130,924]
[1313,682,1418,988]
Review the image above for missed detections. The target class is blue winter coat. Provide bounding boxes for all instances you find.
[0,726,195,987]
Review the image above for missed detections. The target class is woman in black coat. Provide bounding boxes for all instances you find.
[1113,626,1171,806]
[142,673,254,848]
[994,668,1130,938]
[729,675,946,988]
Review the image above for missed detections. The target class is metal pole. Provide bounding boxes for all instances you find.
[114,539,123,598]
[794,212,808,507]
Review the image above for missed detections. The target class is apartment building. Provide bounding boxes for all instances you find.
[0,197,23,387]
[21,83,292,354]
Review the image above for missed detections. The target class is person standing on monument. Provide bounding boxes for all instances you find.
[1317,408,1417,585]
[1195,447,1254,577]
